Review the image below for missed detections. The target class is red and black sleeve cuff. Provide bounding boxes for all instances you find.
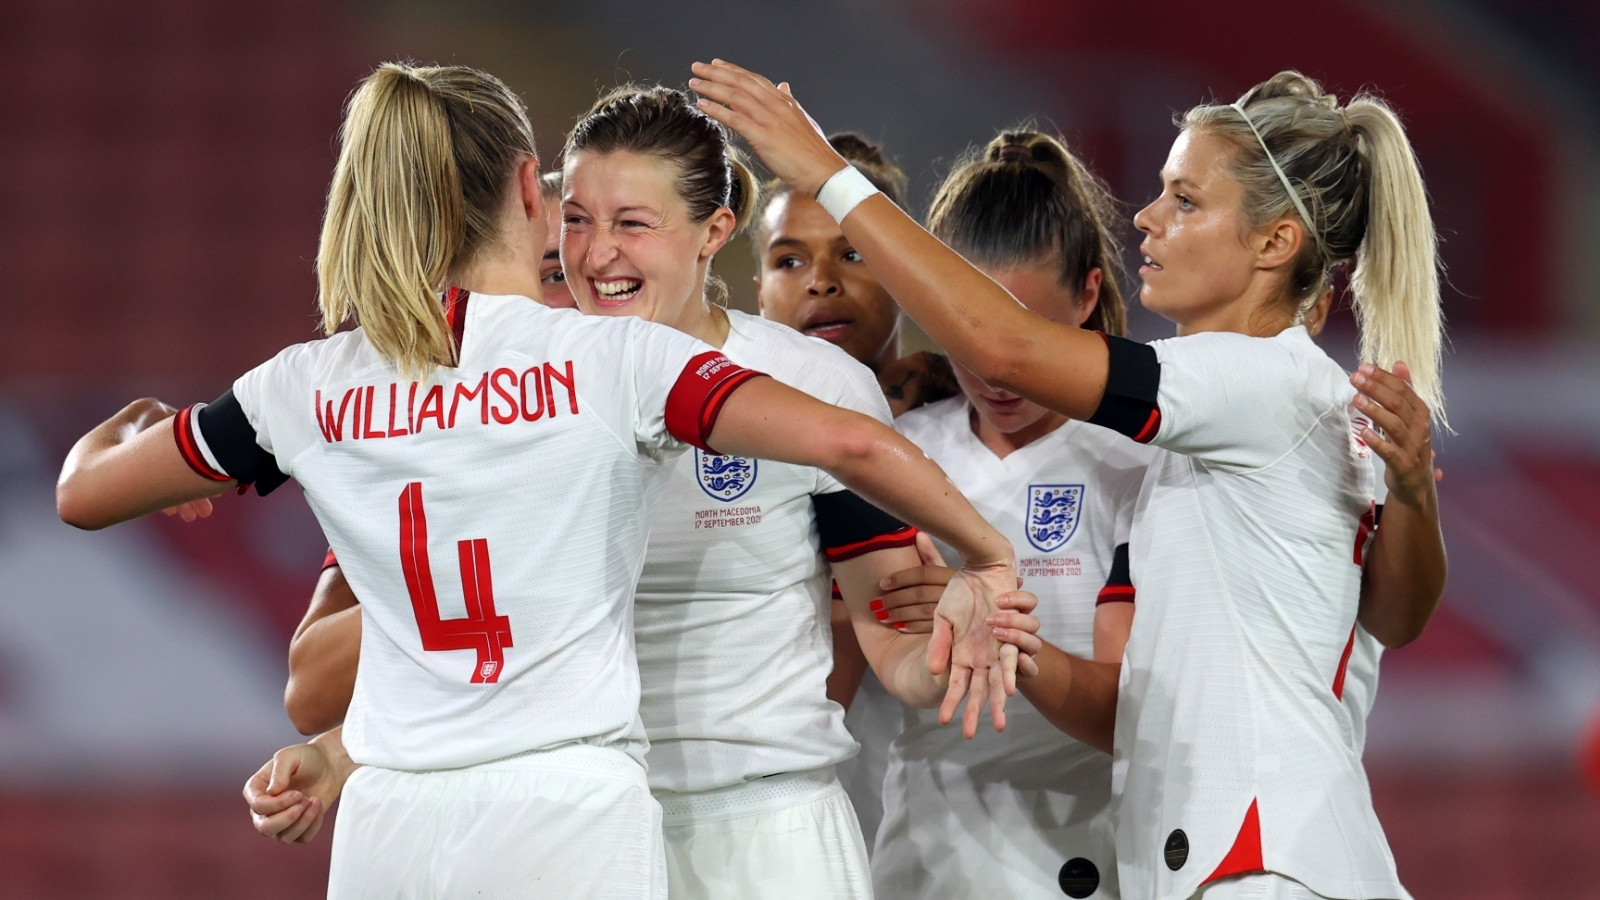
[173,390,290,496]
[664,351,766,452]
[173,404,232,482]
[1086,333,1162,444]
[1096,542,1135,606]
[813,490,918,562]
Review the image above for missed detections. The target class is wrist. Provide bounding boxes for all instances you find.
[813,164,880,222]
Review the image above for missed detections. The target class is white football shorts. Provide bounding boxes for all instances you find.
[1193,872,1403,900]
[656,766,872,900]
[327,744,665,900]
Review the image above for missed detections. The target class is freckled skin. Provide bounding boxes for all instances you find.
[754,192,902,373]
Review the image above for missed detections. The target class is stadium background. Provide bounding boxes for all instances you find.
[3,0,1599,896]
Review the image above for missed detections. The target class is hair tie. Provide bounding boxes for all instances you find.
[997,145,1030,163]
[1231,102,1325,256]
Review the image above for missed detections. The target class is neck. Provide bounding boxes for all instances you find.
[450,250,543,303]
[669,296,732,348]
[969,404,1068,459]
[1173,273,1298,338]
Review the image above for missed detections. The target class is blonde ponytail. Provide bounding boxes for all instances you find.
[318,63,535,379]
[1184,72,1446,425]
[1344,99,1445,424]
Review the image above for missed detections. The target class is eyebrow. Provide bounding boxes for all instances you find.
[766,236,808,252]
[542,248,560,260]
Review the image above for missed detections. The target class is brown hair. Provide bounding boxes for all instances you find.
[564,85,756,304]
[1183,71,1444,422]
[318,63,535,378]
[926,129,1127,337]
[752,132,907,259]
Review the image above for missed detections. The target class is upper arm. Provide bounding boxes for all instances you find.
[1138,334,1310,467]
[703,375,879,468]
[1091,543,1135,663]
[285,562,363,735]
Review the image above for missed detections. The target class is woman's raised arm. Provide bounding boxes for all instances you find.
[689,60,1110,419]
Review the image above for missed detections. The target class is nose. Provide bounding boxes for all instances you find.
[586,224,620,268]
[1133,199,1157,236]
[806,259,841,297]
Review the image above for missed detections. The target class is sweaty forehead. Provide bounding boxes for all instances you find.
[1163,129,1241,197]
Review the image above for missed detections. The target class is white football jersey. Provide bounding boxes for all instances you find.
[634,310,894,793]
[182,292,756,772]
[872,397,1153,900]
[1114,325,1407,900]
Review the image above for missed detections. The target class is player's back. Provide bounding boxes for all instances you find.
[1116,325,1404,900]
[228,291,706,771]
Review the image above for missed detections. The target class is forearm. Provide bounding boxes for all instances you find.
[826,601,869,711]
[832,551,945,708]
[1016,641,1120,753]
[57,398,232,529]
[1359,497,1447,648]
[708,382,1010,566]
[840,195,1109,417]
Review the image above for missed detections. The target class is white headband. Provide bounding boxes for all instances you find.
[1231,102,1323,255]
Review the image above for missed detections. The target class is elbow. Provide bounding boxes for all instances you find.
[56,482,110,531]
[284,679,340,736]
[960,342,1018,390]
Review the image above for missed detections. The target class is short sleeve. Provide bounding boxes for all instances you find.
[1145,332,1315,469]
[625,318,764,454]
[173,353,294,496]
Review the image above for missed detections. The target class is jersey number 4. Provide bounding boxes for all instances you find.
[398,482,513,683]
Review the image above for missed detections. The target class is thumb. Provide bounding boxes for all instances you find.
[266,751,297,795]
[927,617,953,676]
[915,531,946,567]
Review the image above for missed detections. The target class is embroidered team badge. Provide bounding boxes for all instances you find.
[696,450,758,502]
[1027,484,1084,552]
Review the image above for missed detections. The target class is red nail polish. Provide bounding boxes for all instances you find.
[876,609,889,621]
[869,598,883,611]
[892,622,905,629]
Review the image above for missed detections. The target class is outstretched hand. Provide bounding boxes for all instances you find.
[689,60,847,199]
[242,740,348,844]
[927,561,1023,738]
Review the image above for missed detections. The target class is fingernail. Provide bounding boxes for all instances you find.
[869,598,883,611]
[875,609,889,621]
[879,578,892,589]
[893,622,906,630]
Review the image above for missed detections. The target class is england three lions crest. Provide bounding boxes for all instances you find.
[1027,484,1083,552]
[696,450,758,502]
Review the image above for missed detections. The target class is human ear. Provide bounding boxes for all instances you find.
[1072,268,1103,328]
[1302,286,1335,336]
[699,207,739,260]
[1256,217,1305,271]
[518,157,544,222]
